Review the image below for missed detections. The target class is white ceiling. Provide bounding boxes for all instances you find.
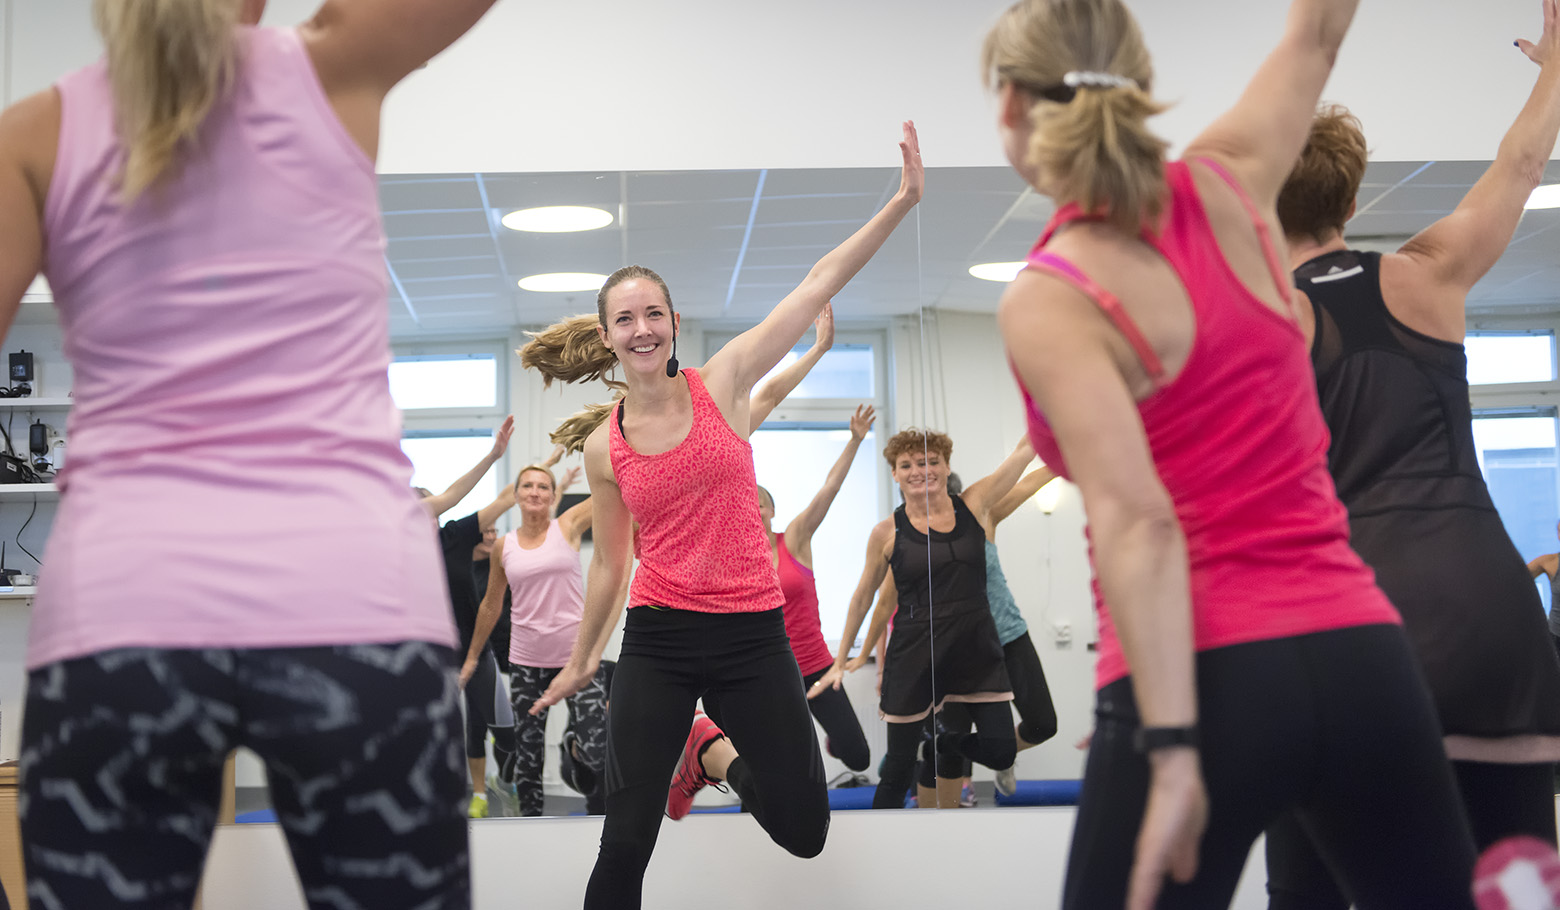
[375,158,1560,338]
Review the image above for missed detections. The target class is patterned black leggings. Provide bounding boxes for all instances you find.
[20,643,469,910]
[509,662,609,816]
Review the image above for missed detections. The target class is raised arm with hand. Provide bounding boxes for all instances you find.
[529,424,633,715]
[476,481,517,530]
[749,304,836,429]
[961,436,1036,529]
[1187,0,1361,205]
[703,123,922,404]
[1384,0,1560,338]
[991,466,1060,528]
[783,405,876,563]
[421,415,514,518]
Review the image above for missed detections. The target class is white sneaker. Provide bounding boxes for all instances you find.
[995,764,1018,797]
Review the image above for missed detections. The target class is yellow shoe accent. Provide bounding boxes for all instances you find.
[467,793,489,819]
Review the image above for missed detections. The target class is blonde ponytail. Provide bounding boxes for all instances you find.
[982,0,1169,232]
[93,0,240,199]
[520,314,625,454]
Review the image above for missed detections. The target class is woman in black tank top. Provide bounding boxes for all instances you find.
[1267,29,1560,901]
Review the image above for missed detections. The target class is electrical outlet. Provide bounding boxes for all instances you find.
[1053,620,1073,649]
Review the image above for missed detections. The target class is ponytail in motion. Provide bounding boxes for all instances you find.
[982,0,1169,233]
[94,0,241,199]
[520,266,675,453]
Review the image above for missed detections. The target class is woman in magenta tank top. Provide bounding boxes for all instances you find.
[6,2,503,908]
[518,124,921,910]
[986,1,1476,908]
[459,463,611,817]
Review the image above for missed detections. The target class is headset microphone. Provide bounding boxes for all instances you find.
[665,335,680,378]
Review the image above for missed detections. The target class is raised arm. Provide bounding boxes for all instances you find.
[1530,553,1559,580]
[302,0,504,95]
[704,123,923,398]
[1185,0,1360,205]
[420,416,513,518]
[1000,272,1199,910]
[458,535,510,686]
[1389,3,1560,316]
[961,436,1036,527]
[782,405,876,558]
[748,304,836,429]
[559,495,595,548]
[808,521,894,698]
[991,466,1060,528]
[529,424,632,715]
[476,481,517,530]
[552,464,582,518]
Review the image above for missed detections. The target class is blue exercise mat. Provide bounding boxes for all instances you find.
[992,779,1082,807]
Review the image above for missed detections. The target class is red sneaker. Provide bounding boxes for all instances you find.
[1474,836,1560,909]
[666,712,724,820]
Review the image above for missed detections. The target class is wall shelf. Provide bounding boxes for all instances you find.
[0,398,69,409]
[0,588,35,600]
[0,484,55,500]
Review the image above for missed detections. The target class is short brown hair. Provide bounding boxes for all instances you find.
[1278,105,1368,243]
[883,428,953,467]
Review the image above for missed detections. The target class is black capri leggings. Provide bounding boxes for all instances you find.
[801,665,871,772]
[20,643,469,910]
[874,700,1016,808]
[584,607,829,910]
[1064,624,1477,910]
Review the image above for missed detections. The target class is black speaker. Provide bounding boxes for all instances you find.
[29,422,46,457]
[9,350,32,382]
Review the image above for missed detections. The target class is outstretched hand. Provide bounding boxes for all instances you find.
[530,661,596,715]
[1518,0,1559,66]
[807,665,845,700]
[849,404,876,442]
[814,302,836,352]
[898,120,924,205]
[489,415,516,460]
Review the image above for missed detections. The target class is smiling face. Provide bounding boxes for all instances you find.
[515,468,557,516]
[893,450,948,500]
[597,278,679,380]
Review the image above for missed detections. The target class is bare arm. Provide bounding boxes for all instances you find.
[961,436,1036,528]
[807,522,893,697]
[458,536,509,684]
[704,124,922,398]
[1185,0,1360,205]
[854,570,898,665]
[552,465,582,518]
[421,416,514,518]
[1389,3,1560,320]
[1000,270,1200,910]
[991,466,1060,528]
[0,92,53,350]
[783,405,875,557]
[528,425,632,715]
[302,0,504,93]
[749,304,835,430]
[1530,553,1559,580]
[559,496,595,548]
[475,482,516,530]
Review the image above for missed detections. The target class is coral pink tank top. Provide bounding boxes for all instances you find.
[501,522,584,669]
[1014,159,1399,690]
[777,535,834,675]
[28,28,451,669]
[610,369,783,614]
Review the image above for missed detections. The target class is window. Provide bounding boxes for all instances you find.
[1472,411,1560,611]
[751,426,883,646]
[401,431,502,524]
[389,353,498,410]
[1465,333,1555,386]
[753,345,876,400]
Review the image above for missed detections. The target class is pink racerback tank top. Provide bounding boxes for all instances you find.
[610,368,783,614]
[27,27,451,669]
[777,534,834,675]
[501,522,585,669]
[1014,158,1399,690]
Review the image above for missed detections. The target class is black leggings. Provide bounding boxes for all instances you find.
[1006,632,1059,746]
[1266,759,1556,909]
[874,701,1016,808]
[20,644,469,910]
[801,666,871,772]
[585,607,829,910]
[462,647,516,771]
[1065,625,1476,910]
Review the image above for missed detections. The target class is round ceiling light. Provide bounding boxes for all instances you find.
[502,206,615,232]
[968,261,1029,283]
[518,272,610,293]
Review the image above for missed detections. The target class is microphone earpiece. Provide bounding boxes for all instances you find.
[665,336,680,378]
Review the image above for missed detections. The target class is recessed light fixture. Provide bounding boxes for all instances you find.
[1035,476,1065,514]
[518,272,609,293]
[1525,185,1560,210]
[969,261,1028,283]
[502,206,614,233]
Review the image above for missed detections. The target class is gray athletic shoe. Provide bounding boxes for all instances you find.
[486,775,520,818]
[994,764,1018,797]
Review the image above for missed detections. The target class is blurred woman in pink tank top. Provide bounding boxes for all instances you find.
[517,125,921,909]
[987,0,1479,908]
[6,2,501,908]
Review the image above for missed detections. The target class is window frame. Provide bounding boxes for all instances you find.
[389,338,510,423]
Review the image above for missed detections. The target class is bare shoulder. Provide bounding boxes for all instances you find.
[0,89,61,213]
[1376,250,1465,343]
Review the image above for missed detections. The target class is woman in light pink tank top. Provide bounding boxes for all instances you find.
[460,463,610,817]
[985,1,1477,908]
[517,126,921,910]
[8,3,501,908]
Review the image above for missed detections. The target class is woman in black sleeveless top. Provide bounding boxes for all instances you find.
[1264,17,1560,903]
[819,430,1032,808]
